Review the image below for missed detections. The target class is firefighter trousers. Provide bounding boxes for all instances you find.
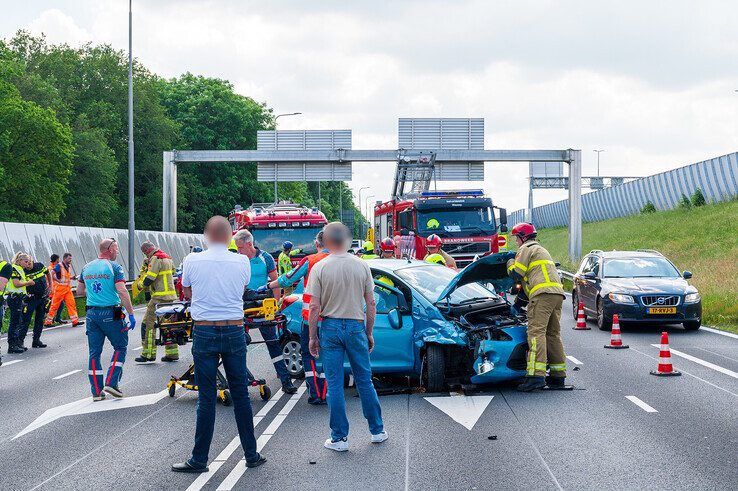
[45,286,78,324]
[142,298,179,359]
[526,293,567,378]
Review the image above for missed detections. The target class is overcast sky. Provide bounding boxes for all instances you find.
[2,1,737,215]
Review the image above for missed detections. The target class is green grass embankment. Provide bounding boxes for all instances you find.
[536,199,738,333]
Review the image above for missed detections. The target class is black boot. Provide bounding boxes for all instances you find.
[32,339,47,348]
[517,376,546,392]
[135,355,156,364]
[8,345,24,354]
[161,355,179,362]
[545,376,566,388]
[281,379,298,394]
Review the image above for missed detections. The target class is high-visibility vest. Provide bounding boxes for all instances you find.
[0,260,8,294]
[56,263,72,286]
[278,252,293,275]
[48,261,58,288]
[145,251,177,299]
[301,252,329,321]
[5,264,28,295]
[362,254,379,260]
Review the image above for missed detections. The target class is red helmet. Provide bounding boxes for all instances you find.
[511,222,537,240]
[379,237,395,252]
[426,234,443,248]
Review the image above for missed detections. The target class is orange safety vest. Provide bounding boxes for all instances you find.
[56,262,72,286]
[48,262,58,288]
[301,252,329,321]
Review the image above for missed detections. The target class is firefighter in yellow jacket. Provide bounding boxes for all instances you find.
[507,223,567,391]
[134,241,178,363]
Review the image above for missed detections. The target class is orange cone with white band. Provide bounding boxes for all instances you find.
[650,331,681,376]
[604,314,629,349]
[573,302,590,330]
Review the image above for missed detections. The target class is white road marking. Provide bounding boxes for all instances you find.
[1,359,24,368]
[185,388,288,491]
[423,394,494,430]
[14,389,172,440]
[133,346,143,351]
[625,395,658,413]
[566,355,583,365]
[695,347,738,363]
[217,386,306,491]
[701,327,738,339]
[52,369,81,380]
[651,344,738,379]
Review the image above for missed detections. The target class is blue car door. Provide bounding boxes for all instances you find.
[367,283,415,373]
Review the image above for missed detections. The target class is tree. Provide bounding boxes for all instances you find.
[678,193,692,210]
[0,96,73,222]
[641,201,656,214]
[691,188,706,207]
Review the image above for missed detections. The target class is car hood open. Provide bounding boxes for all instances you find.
[436,251,516,303]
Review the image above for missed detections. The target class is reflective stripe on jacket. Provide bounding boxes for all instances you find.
[301,252,329,320]
[145,252,177,300]
[278,252,293,276]
[56,263,72,286]
[5,264,28,295]
[507,240,565,299]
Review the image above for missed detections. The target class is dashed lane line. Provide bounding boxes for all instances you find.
[185,387,288,491]
[0,359,24,368]
[216,386,307,491]
[133,346,143,351]
[625,396,658,413]
[700,327,738,340]
[566,355,583,365]
[651,345,738,380]
[52,369,81,380]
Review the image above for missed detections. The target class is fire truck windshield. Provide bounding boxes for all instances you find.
[417,207,494,236]
[251,227,322,257]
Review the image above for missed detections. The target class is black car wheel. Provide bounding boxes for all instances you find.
[597,299,612,331]
[683,320,701,331]
[423,344,446,393]
[572,291,586,321]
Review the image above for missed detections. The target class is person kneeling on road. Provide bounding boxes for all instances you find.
[234,229,297,395]
[77,239,136,401]
[507,222,567,391]
[307,222,387,452]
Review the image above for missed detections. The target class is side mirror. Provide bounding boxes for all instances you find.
[554,262,561,268]
[583,271,597,280]
[683,271,692,279]
[388,309,402,329]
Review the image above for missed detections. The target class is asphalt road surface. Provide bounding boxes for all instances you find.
[1,297,736,491]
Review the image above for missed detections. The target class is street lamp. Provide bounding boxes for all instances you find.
[365,195,375,224]
[593,149,604,177]
[272,112,302,202]
[275,112,302,121]
[127,0,135,280]
[358,186,370,212]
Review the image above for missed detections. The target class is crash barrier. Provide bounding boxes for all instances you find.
[509,151,738,228]
[0,221,204,281]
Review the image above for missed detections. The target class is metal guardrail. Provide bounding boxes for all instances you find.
[558,269,575,281]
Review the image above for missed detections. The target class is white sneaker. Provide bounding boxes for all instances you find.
[92,393,106,402]
[371,431,389,443]
[324,438,349,452]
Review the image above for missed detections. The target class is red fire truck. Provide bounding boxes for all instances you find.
[373,190,508,267]
[228,202,328,260]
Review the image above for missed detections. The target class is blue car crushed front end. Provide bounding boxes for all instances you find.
[470,325,528,385]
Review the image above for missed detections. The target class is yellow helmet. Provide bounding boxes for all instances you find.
[363,240,375,252]
[425,253,446,266]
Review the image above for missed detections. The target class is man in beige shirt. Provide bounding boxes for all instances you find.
[306,222,387,452]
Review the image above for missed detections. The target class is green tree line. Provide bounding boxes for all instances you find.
[0,32,364,234]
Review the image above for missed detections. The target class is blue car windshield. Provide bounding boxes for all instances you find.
[603,257,680,278]
[395,264,496,304]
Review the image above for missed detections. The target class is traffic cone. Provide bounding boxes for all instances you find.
[650,331,681,376]
[573,302,590,330]
[604,314,629,349]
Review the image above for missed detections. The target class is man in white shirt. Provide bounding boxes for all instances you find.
[172,216,266,473]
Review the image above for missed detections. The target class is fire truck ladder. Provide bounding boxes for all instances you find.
[391,150,437,199]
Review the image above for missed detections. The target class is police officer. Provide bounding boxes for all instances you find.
[134,241,179,363]
[77,238,136,400]
[22,257,52,348]
[506,223,567,391]
[424,234,456,268]
[6,253,36,353]
[0,258,13,364]
[236,230,297,394]
[360,240,379,260]
[278,241,294,275]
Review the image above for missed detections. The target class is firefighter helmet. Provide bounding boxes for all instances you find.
[511,222,537,241]
[426,234,442,248]
[363,240,375,252]
[379,237,395,252]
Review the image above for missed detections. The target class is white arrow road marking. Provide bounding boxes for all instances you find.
[185,387,289,491]
[217,386,306,491]
[14,389,171,440]
[423,394,494,430]
[625,396,658,413]
[52,369,81,380]
[1,359,24,368]
[566,355,583,365]
[651,344,738,379]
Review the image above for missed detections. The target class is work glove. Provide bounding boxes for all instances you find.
[255,284,269,294]
[122,313,136,332]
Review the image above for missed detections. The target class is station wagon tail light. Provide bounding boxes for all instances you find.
[609,293,635,304]
[684,292,701,303]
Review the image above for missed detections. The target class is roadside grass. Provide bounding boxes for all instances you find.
[536,199,738,333]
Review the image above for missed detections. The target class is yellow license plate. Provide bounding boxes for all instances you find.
[648,307,676,314]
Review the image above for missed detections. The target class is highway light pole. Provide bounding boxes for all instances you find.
[593,149,604,177]
[272,112,302,201]
[365,195,375,224]
[127,0,135,280]
[358,186,369,216]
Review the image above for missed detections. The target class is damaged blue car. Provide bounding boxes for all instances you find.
[279,252,529,392]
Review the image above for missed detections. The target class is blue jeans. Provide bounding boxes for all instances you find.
[320,318,384,441]
[86,307,129,396]
[189,324,258,467]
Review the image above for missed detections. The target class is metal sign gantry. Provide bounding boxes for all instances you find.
[163,148,583,260]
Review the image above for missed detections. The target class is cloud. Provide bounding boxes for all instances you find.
[26,8,92,45]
